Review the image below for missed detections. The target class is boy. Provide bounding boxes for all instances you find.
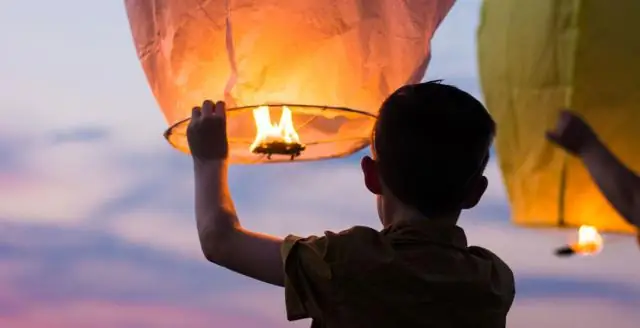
[187,81,515,327]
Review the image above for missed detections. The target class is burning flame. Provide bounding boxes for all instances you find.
[571,225,603,255]
[249,105,301,152]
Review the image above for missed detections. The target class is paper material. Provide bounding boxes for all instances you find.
[478,0,640,233]
[124,0,455,163]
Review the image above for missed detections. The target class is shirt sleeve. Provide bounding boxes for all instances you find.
[281,226,382,322]
[468,246,516,312]
[281,233,334,321]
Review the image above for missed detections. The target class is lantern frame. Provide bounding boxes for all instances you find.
[164,104,378,164]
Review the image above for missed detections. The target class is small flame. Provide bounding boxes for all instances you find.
[249,106,301,152]
[571,225,603,255]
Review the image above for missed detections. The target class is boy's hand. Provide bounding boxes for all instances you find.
[546,109,599,156]
[187,100,229,161]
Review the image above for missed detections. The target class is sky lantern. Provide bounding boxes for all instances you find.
[477,0,640,255]
[124,0,455,164]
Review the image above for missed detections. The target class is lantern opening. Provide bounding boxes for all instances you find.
[555,225,604,257]
[163,104,377,164]
[249,106,306,160]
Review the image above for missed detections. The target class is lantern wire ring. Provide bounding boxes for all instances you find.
[164,103,377,140]
[163,104,377,162]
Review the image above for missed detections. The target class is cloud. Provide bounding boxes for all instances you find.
[508,299,639,328]
[49,126,111,144]
[0,222,292,327]
[518,274,640,302]
[0,137,137,224]
[0,301,276,328]
[4,219,638,328]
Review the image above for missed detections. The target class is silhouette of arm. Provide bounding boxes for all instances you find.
[580,139,640,228]
[194,159,284,286]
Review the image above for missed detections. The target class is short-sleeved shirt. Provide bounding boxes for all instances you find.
[281,219,515,328]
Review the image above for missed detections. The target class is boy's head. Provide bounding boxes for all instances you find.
[361,81,495,226]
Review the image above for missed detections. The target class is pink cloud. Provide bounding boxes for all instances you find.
[0,223,290,327]
[509,299,640,328]
[0,301,276,328]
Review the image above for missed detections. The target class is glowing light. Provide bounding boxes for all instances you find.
[570,225,603,255]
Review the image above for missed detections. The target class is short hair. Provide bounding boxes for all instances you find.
[373,80,495,217]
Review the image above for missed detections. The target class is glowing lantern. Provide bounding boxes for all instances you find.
[477,0,640,248]
[124,0,456,164]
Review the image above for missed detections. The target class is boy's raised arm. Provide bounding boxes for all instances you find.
[547,110,640,227]
[188,100,285,287]
[578,138,640,228]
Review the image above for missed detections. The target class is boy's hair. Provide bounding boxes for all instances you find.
[373,81,496,217]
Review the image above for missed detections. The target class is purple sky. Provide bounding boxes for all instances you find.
[1,1,639,327]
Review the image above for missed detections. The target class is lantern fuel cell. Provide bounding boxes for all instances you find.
[554,225,603,258]
[124,0,456,164]
[554,246,576,257]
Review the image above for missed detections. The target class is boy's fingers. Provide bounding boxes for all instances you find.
[202,100,215,117]
[191,106,202,120]
[215,101,226,119]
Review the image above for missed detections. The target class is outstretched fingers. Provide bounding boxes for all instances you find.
[189,100,227,131]
[201,100,226,119]
[191,106,202,120]
[215,101,226,120]
[202,100,215,117]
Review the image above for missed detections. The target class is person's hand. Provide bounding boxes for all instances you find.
[546,109,599,156]
[187,100,229,162]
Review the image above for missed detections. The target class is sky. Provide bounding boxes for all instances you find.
[1,1,640,327]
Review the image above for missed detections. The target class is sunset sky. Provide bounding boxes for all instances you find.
[1,1,640,327]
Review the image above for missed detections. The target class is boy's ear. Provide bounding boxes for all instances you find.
[461,176,488,209]
[361,155,383,195]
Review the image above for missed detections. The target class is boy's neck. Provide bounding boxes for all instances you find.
[387,204,460,227]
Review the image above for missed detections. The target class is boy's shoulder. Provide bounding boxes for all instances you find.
[313,225,384,251]
[329,225,382,239]
[467,245,514,274]
[293,225,390,266]
[468,245,516,305]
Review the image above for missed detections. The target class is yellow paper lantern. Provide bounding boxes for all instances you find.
[124,0,455,164]
[477,0,640,235]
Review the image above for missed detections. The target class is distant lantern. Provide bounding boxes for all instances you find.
[477,0,640,244]
[124,0,455,164]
